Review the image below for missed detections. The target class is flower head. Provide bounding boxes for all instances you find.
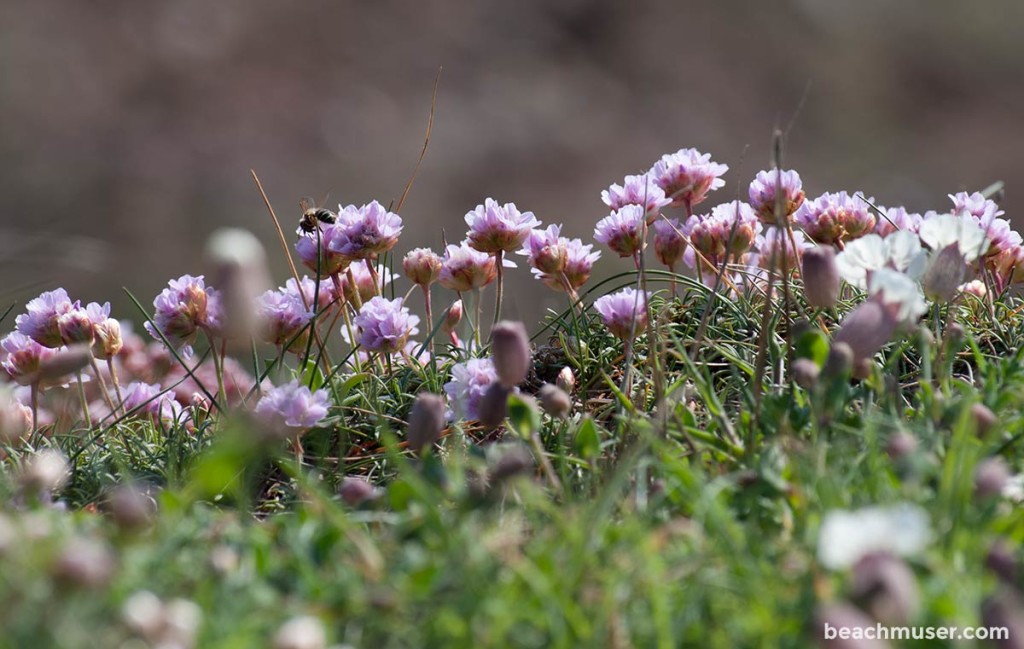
[294,223,351,277]
[439,241,497,292]
[1,332,58,386]
[817,503,931,570]
[254,379,331,431]
[331,201,403,259]
[341,262,394,304]
[257,289,315,352]
[144,275,223,356]
[601,174,671,221]
[594,205,645,258]
[748,169,805,224]
[519,224,568,274]
[868,268,928,325]
[58,302,108,346]
[950,191,1004,225]
[835,231,927,290]
[121,382,185,423]
[685,201,760,268]
[593,287,650,341]
[464,199,540,254]
[649,148,728,208]
[751,226,811,272]
[282,276,338,313]
[874,206,923,237]
[403,248,442,287]
[919,213,990,262]
[443,358,498,421]
[653,218,687,268]
[353,297,420,354]
[15,288,75,348]
[794,191,876,245]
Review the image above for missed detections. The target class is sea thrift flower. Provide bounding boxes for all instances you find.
[294,223,351,277]
[950,191,1004,224]
[653,217,687,268]
[593,288,650,341]
[817,503,931,570]
[685,201,760,269]
[341,263,394,304]
[254,379,330,431]
[144,275,223,355]
[403,248,442,287]
[490,321,531,388]
[282,276,338,313]
[57,306,98,346]
[794,191,876,245]
[406,393,447,454]
[874,206,923,237]
[272,616,327,649]
[0,386,32,443]
[833,300,900,363]
[20,448,71,495]
[649,148,728,209]
[332,201,403,259]
[256,289,314,352]
[918,213,990,262]
[601,173,671,221]
[121,382,185,423]
[519,224,568,274]
[16,288,75,348]
[352,297,420,354]
[991,245,1024,290]
[594,204,645,258]
[443,358,498,421]
[439,241,497,292]
[753,227,810,272]
[868,268,928,325]
[1,332,57,386]
[558,239,601,291]
[465,199,540,254]
[834,231,927,290]
[748,169,805,224]
[801,246,841,309]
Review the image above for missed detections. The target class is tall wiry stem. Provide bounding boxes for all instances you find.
[492,250,505,333]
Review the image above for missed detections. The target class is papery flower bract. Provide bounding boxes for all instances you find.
[601,174,671,221]
[144,275,222,356]
[464,199,540,254]
[817,503,931,570]
[918,213,990,263]
[991,244,1024,290]
[649,148,728,208]
[794,191,876,245]
[868,268,928,325]
[653,217,687,268]
[443,358,498,421]
[594,205,646,258]
[439,241,497,292]
[58,302,108,346]
[282,276,338,313]
[874,206,923,237]
[254,379,330,431]
[121,381,185,424]
[752,227,811,272]
[352,297,420,354]
[519,224,568,274]
[593,287,650,341]
[331,201,403,259]
[341,262,394,304]
[834,231,927,290]
[257,289,314,352]
[950,191,1004,225]
[403,248,443,287]
[748,169,805,224]
[15,288,75,348]
[294,223,351,278]
[684,201,760,268]
[1,332,58,386]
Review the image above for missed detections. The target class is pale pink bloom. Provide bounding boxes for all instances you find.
[748,169,805,224]
[519,225,568,274]
[15,288,75,348]
[464,199,540,254]
[439,241,497,292]
[649,148,728,209]
[443,357,498,421]
[594,205,645,258]
[593,288,650,341]
[254,379,330,430]
[794,191,876,245]
[653,217,688,268]
[353,297,420,354]
[601,174,671,221]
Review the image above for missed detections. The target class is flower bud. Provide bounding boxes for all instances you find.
[853,357,874,381]
[489,444,534,482]
[273,616,327,649]
[57,309,95,345]
[20,448,70,495]
[490,321,531,388]
[406,393,446,454]
[975,457,1010,499]
[791,358,820,389]
[943,322,965,348]
[823,342,855,379]
[92,318,123,360]
[555,366,576,393]
[972,403,998,436]
[833,301,898,364]
[920,243,966,303]
[850,553,920,626]
[885,432,917,460]
[959,279,987,299]
[443,300,463,334]
[207,228,272,343]
[37,343,93,383]
[339,477,379,507]
[987,540,1018,585]
[537,384,571,418]
[403,248,443,287]
[53,537,116,588]
[104,484,157,532]
[478,382,512,430]
[801,246,841,309]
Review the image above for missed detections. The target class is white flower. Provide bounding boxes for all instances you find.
[868,268,928,324]
[818,503,931,570]
[918,213,990,263]
[835,231,927,289]
[1003,474,1024,502]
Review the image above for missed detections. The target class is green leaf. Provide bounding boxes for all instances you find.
[574,416,602,460]
[507,393,542,440]
[794,328,829,367]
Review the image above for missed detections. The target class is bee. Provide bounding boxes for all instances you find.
[298,196,337,233]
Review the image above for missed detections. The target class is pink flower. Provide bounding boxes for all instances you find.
[165,357,262,408]
[874,206,923,237]
[748,169,805,224]
[282,276,338,313]
[439,241,497,292]
[1,331,58,386]
[653,217,688,268]
[443,358,498,421]
[56,302,108,346]
[353,296,420,354]
[649,148,729,209]
[144,275,224,356]
[332,201,404,259]
[685,201,761,269]
[15,288,75,348]
[519,225,568,274]
[531,238,601,293]
[794,191,876,245]
[121,381,185,423]
[949,191,1004,225]
[403,248,443,287]
[340,262,394,304]
[601,174,671,222]
[257,289,314,352]
[464,199,541,254]
[751,227,811,271]
[295,223,351,277]
[594,205,645,258]
[254,379,330,430]
[593,287,650,341]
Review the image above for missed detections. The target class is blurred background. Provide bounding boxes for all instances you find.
[1,0,1022,327]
